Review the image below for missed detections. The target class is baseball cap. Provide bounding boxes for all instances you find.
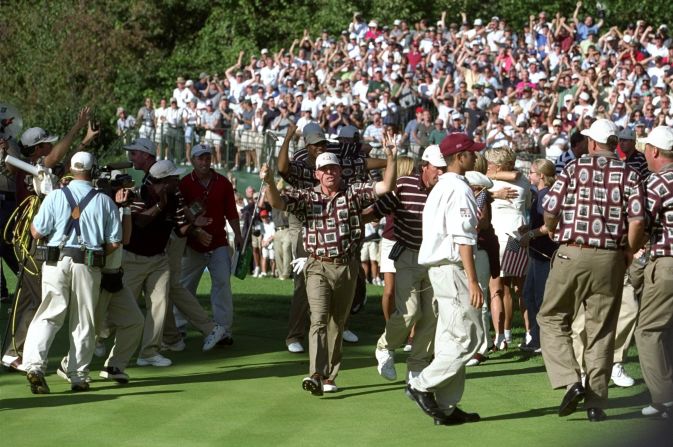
[315,152,340,169]
[70,151,96,172]
[452,112,463,121]
[552,119,562,126]
[439,133,485,156]
[618,128,636,140]
[643,126,673,150]
[421,145,447,167]
[337,125,359,139]
[259,209,269,217]
[580,119,618,144]
[176,76,185,83]
[186,80,194,87]
[124,137,156,155]
[191,144,213,158]
[465,171,493,188]
[149,160,185,179]
[303,122,328,145]
[579,92,590,101]
[474,18,483,26]
[20,127,58,147]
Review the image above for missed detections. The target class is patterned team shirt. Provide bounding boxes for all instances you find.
[372,175,427,250]
[623,151,650,180]
[282,141,367,189]
[646,165,673,259]
[282,182,377,258]
[542,154,646,249]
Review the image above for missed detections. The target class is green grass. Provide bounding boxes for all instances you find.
[0,271,668,447]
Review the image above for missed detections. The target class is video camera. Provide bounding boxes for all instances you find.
[93,161,136,199]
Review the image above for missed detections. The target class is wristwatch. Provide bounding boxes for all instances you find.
[527,230,535,239]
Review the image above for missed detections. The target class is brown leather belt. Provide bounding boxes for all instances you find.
[310,254,351,265]
[564,242,619,251]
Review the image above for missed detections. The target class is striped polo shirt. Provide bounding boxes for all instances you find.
[372,174,428,250]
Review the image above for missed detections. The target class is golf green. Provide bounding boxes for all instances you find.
[0,273,667,446]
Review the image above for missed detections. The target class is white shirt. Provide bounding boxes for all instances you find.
[418,172,478,266]
[172,87,194,109]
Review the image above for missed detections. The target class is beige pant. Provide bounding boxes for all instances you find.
[23,258,101,382]
[305,256,359,381]
[274,228,293,279]
[409,263,483,412]
[94,283,144,371]
[636,257,673,405]
[286,219,309,346]
[123,250,170,358]
[376,248,436,373]
[538,245,625,408]
[163,235,215,344]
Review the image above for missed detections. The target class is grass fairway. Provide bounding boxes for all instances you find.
[0,272,668,447]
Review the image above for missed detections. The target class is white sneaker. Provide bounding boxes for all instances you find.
[403,343,412,352]
[137,354,172,367]
[161,339,186,352]
[252,267,260,278]
[252,167,259,174]
[322,379,338,393]
[203,325,227,351]
[343,329,359,343]
[260,272,268,277]
[611,363,635,387]
[525,332,532,345]
[94,341,107,358]
[375,348,397,381]
[287,342,305,353]
[642,402,673,416]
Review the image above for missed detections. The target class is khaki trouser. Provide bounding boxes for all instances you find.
[163,235,215,344]
[274,228,293,279]
[538,245,625,409]
[636,257,673,405]
[95,284,144,371]
[4,264,41,358]
[376,248,436,373]
[410,263,483,413]
[123,250,170,358]
[305,256,359,381]
[286,217,308,346]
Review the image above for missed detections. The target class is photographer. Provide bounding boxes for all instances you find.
[24,152,122,394]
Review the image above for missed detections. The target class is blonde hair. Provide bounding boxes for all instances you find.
[473,153,488,174]
[484,148,517,170]
[532,158,556,188]
[397,156,415,177]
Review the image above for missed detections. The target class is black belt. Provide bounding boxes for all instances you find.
[60,247,87,263]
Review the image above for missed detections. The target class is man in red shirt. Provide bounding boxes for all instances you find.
[179,144,243,344]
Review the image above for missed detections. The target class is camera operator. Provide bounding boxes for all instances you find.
[2,107,98,372]
[24,152,122,394]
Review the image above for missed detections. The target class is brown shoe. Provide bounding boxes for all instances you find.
[27,370,50,394]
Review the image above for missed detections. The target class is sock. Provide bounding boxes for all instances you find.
[504,330,512,341]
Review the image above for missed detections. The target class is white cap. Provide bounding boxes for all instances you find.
[149,160,185,179]
[337,125,359,139]
[70,151,96,172]
[186,80,194,87]
[315,152,340,169]
[563,94,574,103]
[623,34,633,43]
[644,126,673,150]
[474,18,483,26]
[261,48,269,54]
[303,122,327,145]
[451,112,463,120]
[393,19,401,26]
[552,118,562,126]
[579,92,590,101]
[191,144,213,158]
[421,145,447,167]
[580,118,618,144]
[465,171,493,188]
[618,128,636,140]
[368,20,377,27]
[124,138,156,155]
[20,127,58,147]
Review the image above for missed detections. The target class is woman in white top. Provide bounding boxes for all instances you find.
[484,148,531,350]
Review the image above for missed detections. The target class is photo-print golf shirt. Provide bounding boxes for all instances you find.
[542,153,645,249]
[282,181,377,258]
[646,164,673,259]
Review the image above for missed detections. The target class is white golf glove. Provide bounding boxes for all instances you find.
[291,257,307,275]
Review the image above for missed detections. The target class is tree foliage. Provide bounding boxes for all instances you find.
[0,0,667,159]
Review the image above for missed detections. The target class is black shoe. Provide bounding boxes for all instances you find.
[587,408,607,422]
[519,342,541,354]
[434,407,481,425]
[71,381,90,392]
[302,374,323,396]
[217,336,234,346]
[100,366,130,384]
[405,384,442,418]
[559,382,585,416]
[27,370,50,394]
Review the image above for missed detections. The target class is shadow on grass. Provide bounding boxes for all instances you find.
[0,389,180,411]
[321,381,404,399]
[467,365,547,379]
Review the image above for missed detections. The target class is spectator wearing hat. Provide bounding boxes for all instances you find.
[261,139,397,396]
[399,107,423,156]
[173,76,194,109]
[122,139,192,368]
[116,107,136,144]
[24,152,122,393]
[538,119,645,421]
[164,97,186,163]
[637,126,673,418]
[2,108,97,373]
[178,144,242,343]
[225,51,252,103]
[201,100,224,169]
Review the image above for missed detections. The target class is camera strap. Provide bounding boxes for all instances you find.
[60,186,99,249]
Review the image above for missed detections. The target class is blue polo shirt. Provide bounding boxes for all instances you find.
[32,180,122,249]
